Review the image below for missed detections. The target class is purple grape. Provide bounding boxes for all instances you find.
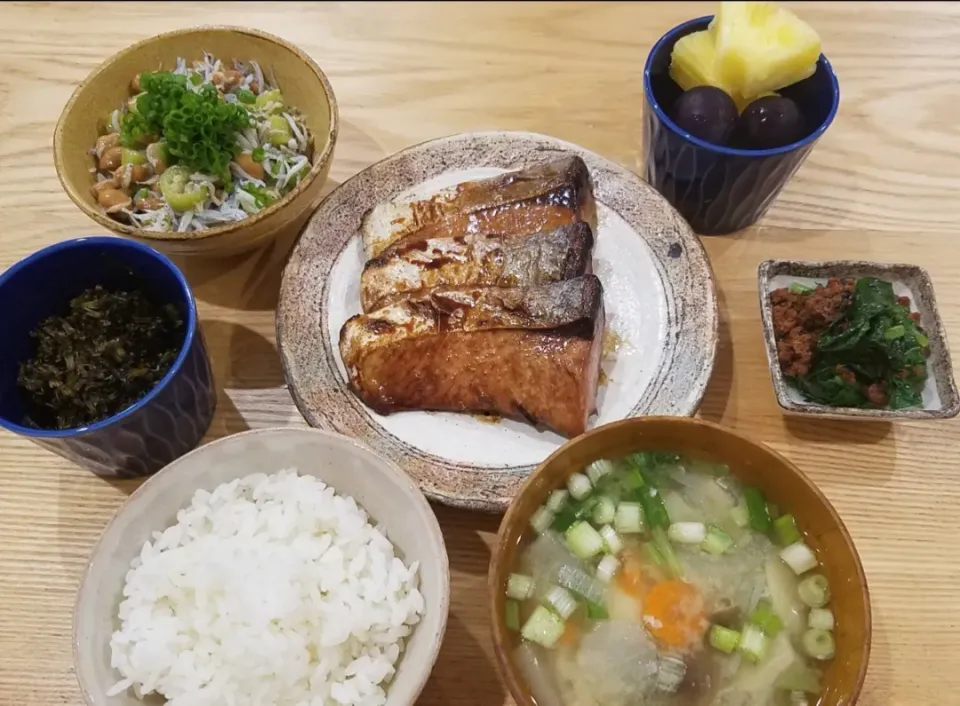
[734,96,805,150]
[670,86,739,146]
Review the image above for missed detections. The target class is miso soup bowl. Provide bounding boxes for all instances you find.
[54,26,339,257]
[489,417,871,705]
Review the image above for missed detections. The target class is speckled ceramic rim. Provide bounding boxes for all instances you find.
[72,426,451,706]
[644,15,840,158]
[758,259,960,419]
[488,416,871,706]
[277,130,719,512]
[0,235,198,438]
[53,25,339,243]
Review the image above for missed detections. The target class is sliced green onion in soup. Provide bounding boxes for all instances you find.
[798,574,830,607]
[808,608,835,631]
[567,472,593,501]
[506,573,536,601]
[803,628,836,660]
[521,605,566,648]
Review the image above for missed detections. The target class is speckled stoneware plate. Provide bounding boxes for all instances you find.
[759,259,960,420]
[278,131,718,511]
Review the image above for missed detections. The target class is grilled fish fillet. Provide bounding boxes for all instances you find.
[339,276,605,437]
[360,155,596,259]
[359,221,594,312]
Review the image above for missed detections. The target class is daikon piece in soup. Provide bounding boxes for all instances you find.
[504,452,836,706]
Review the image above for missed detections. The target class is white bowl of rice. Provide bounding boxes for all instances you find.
[74,427,449,706]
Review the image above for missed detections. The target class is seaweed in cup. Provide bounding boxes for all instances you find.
[771,277,930,409]
[17,286,184,430]
[91,53,313,232]
[508,452,835,706]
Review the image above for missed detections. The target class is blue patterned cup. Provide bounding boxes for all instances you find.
[0,237,216,477]
[643,16,840,235]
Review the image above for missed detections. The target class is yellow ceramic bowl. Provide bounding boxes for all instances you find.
[54,26,338,257]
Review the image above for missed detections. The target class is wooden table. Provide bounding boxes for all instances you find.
[1,2,958,704]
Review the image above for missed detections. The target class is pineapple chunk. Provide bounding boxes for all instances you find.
[669,30,736,95]
[713,1,821,100]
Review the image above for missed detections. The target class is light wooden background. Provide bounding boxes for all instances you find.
[1,2,959,704]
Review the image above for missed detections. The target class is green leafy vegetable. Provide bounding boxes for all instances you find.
[119,71,252,183]
[790,277,929,410]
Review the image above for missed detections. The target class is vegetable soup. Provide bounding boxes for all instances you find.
[505,452,836,706]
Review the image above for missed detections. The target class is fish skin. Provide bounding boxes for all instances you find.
[359,155,596,259]
[359,221,594,312]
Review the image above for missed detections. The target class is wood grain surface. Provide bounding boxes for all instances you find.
[0,2,958,705]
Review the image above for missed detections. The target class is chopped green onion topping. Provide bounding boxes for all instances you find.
[749,599,784,637]
[545,585,578,620]
[614,501,645,534]
[598,525,622,554]
[773,513,802,546]
[506,573,536,601]
[739,624,769,663]
[743,487,772,534]
[505,600,520,631]
[567,472,593,501]
[585,599,609,620]
[592,496,616,526]
[808,607,835,632]
[643,541,665,568]
[529,506,555,535]
[521,605,566,648]
[798,574,831,608]
[652,526,684,579]
[668,521,706,545]
[802,628,836,661]
[637,485,671,530]
[235,88,256,104]
[596,555,619,584]
[701,525,734,555]
[788,282,814,294]
[251,145,266,163]
[781,541,819,575]
[586,459,615,485]
[565,521,605,559]
[546,489,569,513]
[731,502,750,528]
[709,624,741,654]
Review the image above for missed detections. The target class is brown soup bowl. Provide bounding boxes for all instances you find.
[54,26,338,257]
[488,417,871,705]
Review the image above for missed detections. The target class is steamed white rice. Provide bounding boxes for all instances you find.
[107,468,425,706]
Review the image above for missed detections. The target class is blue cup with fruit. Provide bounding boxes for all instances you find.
[643,3,839,235]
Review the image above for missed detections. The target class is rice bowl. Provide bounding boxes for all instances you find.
[108,469,424,705]
[74,428,449,706]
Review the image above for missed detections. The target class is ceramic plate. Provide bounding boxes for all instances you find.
[758,259,960,420]
[277,131,717,511]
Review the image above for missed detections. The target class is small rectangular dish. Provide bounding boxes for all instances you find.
[758,259,959,420]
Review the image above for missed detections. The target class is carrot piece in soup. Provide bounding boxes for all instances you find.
[642,579,708,651]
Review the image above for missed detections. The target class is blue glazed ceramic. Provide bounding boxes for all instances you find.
[642,16,840,235]
[0,237,216,477]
